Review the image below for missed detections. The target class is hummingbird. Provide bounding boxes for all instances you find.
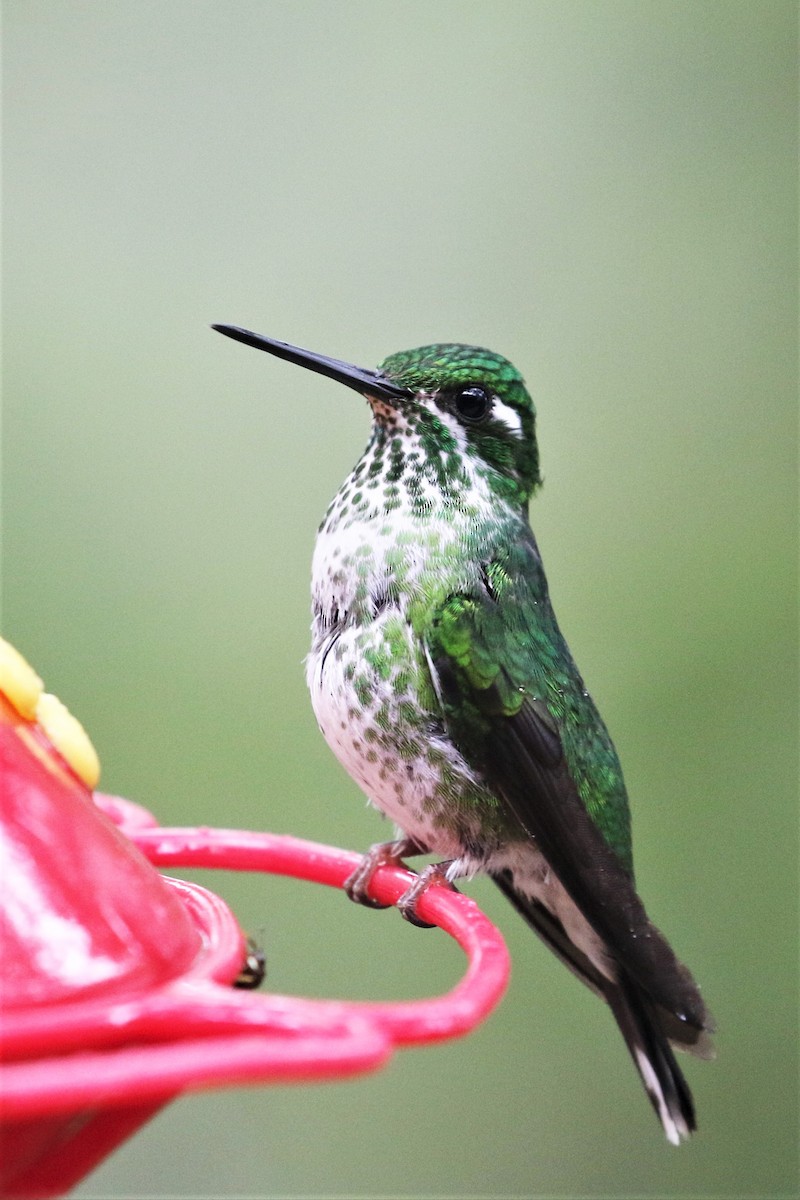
[213,323,713,1143]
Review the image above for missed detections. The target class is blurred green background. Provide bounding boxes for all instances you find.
[3,2,796,1196]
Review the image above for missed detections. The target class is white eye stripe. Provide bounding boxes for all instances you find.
[419,393,523,439]
[491,401,523,437]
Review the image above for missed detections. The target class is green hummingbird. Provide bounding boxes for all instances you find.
[213,324,713,1142]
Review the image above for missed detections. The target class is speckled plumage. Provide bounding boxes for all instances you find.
[307,346,630,871]
[213,324,713,1144]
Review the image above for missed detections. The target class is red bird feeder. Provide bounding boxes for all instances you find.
[0,639,510,1197]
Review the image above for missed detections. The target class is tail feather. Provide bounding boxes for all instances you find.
[606,976,696,1144]
[491,870,703,1142]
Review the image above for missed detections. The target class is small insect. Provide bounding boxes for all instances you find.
[233,935,266,990]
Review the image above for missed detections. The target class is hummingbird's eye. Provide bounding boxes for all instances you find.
[453,386,492,423]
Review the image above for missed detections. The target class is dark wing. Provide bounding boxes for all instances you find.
[424,584,711,1040]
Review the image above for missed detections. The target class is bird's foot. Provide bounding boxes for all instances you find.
[397,862,459,929]
[344,837,427,909]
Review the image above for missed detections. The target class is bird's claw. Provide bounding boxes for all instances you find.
[344,839,457,925]
[397,863,458,929]
[343,837,425,908]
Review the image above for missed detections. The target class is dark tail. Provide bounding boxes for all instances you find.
[492,870,701,1143]
[605,974,695,1144]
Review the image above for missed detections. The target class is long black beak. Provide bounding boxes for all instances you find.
[212,324,412,403]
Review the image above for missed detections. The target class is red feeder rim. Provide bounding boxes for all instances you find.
[1,635,510,1196]
[3,793,510,1119]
